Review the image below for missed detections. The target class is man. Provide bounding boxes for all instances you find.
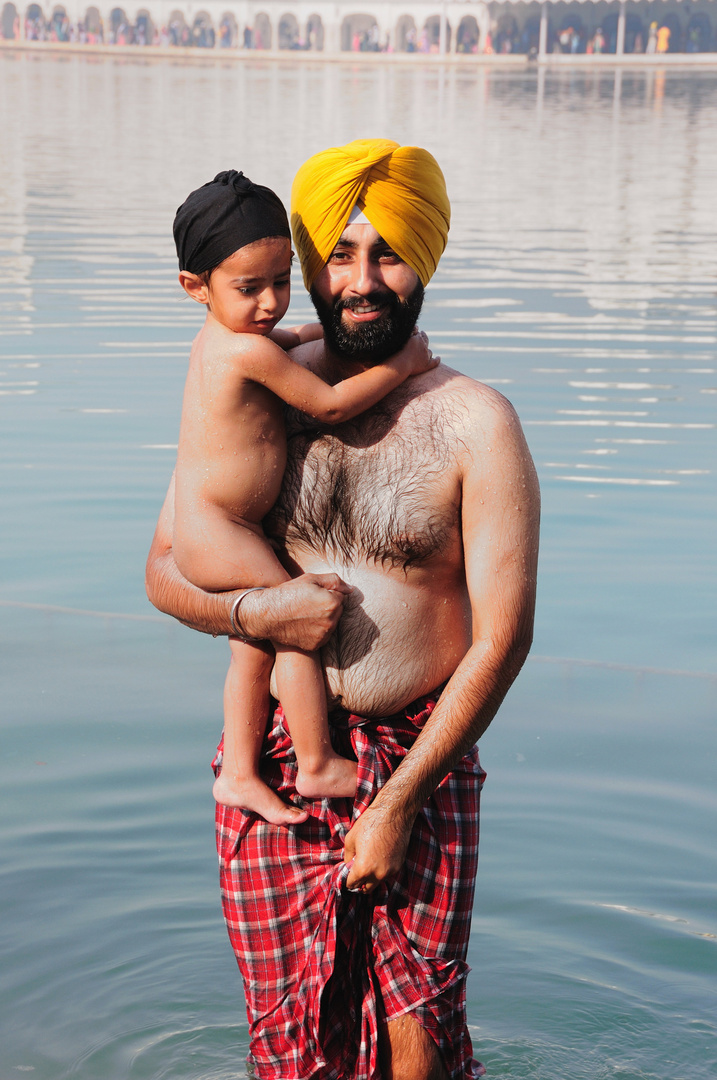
[146,139,540,1080]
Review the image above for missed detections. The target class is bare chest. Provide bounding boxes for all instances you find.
[266,396,461,570]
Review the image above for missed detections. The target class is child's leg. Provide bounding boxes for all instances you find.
[177,506,355,802]
[274,645,357,800]
[174,501,290,593]
[214,638,309,825]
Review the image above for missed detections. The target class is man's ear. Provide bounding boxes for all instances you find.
[178,271,209,304]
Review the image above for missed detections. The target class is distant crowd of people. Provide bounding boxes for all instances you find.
[492,17,710,55]
[550,20,677,55]
[7,10,713,54]
[20,11,235,46]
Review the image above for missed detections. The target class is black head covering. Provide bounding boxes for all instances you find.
[173,170,291,275]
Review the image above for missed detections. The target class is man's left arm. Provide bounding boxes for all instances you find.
[344,390,540,890]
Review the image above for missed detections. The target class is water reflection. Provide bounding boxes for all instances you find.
[1,57,714,658]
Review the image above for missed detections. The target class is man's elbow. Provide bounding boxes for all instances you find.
[508,628,533,674]
[492,624,534,684]
[145,566,160,612]
[145,552,168,614]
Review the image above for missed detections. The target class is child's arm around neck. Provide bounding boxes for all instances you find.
[233,329,438,425]
[269,322,323,351]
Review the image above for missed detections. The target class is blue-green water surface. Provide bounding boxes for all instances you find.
[1,55,716,1080]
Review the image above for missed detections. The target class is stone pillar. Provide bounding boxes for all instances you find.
[538,0,548,56]
[477,7,490,52]
[376,10,390,52]
[324,7,340,53]
[616,0,627,54]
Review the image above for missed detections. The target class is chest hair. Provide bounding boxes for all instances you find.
[266,391,463,571]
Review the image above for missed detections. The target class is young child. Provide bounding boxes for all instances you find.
[171,170,437,824]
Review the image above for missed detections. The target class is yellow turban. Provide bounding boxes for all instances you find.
[291,139,450,290]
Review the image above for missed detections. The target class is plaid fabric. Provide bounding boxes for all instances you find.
[213,690,487,1080]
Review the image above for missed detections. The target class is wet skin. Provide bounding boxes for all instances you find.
[147,223,540,892]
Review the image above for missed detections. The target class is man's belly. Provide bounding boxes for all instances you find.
[272,559,472,717]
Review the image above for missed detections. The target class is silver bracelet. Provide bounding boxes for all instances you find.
[229,587,267,642]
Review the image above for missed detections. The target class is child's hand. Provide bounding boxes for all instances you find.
[395,329,440,376]
[268,323,323,351]
[294,322,323,344]
[269,327,302,350]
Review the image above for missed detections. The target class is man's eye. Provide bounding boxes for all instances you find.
[378,251,400,262]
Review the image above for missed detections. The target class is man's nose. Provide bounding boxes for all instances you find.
[348,253,383,296]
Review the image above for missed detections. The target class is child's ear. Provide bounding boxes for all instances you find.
[178,271,209,304]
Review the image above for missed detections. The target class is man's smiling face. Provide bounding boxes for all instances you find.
[310,224,424,366]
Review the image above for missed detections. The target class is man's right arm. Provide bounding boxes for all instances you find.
[145,474,352,648]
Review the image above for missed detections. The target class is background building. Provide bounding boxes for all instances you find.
[2,0,715,53]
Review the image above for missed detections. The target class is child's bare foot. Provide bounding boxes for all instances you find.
[213,771,309,825]
[296,755,358,800]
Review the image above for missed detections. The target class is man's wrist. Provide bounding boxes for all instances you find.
[372,761,429,824]
[230,588,268,641]
[229,586,272,641]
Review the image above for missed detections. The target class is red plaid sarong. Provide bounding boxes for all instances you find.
[213,690,487,1080]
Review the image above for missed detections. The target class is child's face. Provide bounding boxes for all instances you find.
[203,236,292,334]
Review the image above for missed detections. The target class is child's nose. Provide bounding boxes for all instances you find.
[259,288,280,313]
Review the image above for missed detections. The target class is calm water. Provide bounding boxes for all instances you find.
[1,54,716,1080]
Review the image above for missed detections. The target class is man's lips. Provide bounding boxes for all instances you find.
[341,302,388,324]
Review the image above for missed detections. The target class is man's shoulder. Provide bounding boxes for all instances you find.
[285,337,323,371]
[414,364,521,435]
[423,367,536,492]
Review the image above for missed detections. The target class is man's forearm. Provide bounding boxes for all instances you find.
[145,548,235,637]
[375,632,532,821]
[343,630,533,890]
[146,535,353,650]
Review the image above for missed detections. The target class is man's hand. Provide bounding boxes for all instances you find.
[343,801,415,894]
[145,475,352,643]
[240,574,352,651]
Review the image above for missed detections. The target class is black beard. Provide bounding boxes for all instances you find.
[310,281,424,366]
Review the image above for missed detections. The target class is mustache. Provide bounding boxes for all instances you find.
[338,292,393,313]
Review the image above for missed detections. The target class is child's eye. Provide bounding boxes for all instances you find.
[275,278,291,288]
[238,287,256,295]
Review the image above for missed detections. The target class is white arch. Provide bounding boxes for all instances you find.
[13,0,491,54]
[277,9,298,47]
[2,1,19,37]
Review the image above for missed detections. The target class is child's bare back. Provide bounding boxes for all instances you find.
[174,315,289,591]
